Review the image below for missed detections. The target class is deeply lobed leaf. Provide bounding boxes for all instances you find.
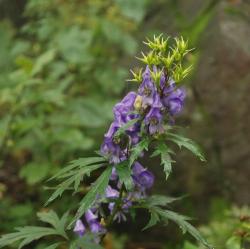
[116,161,134,191]
[167,133,206,162]
[0,211,69,248]
[151,142,175,180]
[46,157,107,205]
[69,166,113,228]
[129,137,150,167]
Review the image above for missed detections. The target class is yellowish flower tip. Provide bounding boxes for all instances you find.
[136,51,160,66]
[100,218,106,226]
[150,68,163,86]
[134,95,143,111]
[161,52,174,68]
[143,34,169,53]
[127,68,143,83]
[134,35,193,83]
[172,64,193,82]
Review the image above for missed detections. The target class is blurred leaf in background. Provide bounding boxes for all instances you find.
[0,0,148,233]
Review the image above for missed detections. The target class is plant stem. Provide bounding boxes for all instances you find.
[105,186,124,227]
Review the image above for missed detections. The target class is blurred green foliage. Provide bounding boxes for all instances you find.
[0,0,148,232]
[182,204,250,249]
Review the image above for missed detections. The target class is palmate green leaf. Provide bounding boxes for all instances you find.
[46,157,107,205]
[116,161,134,190]
[129,137,150,167]
[155,208,213,249]
[69,166,113,228]
[142,210,160,231]
[0,211,68,248]
[49,157,106,181]
[139,197,212,249]
[0,227,58,249]
[37,210,61,228]
[140,195,182,231]
[37,210,69,237]
[144,194,182,207]
[167,133,206,162]
[151,142,175,180]
[0,227,61,249]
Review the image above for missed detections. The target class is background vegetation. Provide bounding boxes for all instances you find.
[0,0,249,248]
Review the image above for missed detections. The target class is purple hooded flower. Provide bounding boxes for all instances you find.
[138,66,157,108]
[85,209,98,224]
[162,78,175,94]
[151,92,163,109]
[136,170,155,189]
[108,202,127,223]
[162,79,186,116]
[132,162,154,189]
[73,219,86,237]
[104,121,119,139]
[108,197,132,223]
[105,185,119,199]
[101,92,140,164]
[113,91,140,134]
[85,209,106,236]
[113,92,137,124]
[100,137,125,164]
[144,107,164,134]
[89,220,106,234]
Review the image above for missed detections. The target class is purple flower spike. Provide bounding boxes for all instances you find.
[105,185,119,199]
[144,108,164,134]
[85,209,97,224]
[73,219,86,237]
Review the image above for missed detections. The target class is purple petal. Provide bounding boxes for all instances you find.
[105,185,119,198]
[89,220,106,234]
[85,209,97,224]
[73,219,86,237]
[132,162,146,175]
[137,170,154,189]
